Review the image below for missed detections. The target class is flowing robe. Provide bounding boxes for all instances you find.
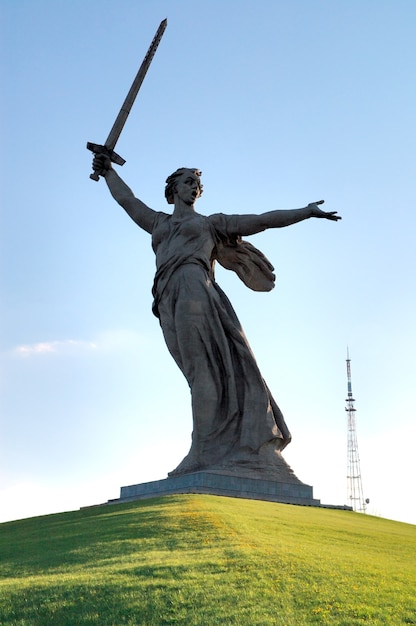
[151,210,291,475]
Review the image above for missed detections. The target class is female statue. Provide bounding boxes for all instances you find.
[93,155,341,478]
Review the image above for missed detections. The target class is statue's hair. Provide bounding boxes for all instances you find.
[164,168,203,204]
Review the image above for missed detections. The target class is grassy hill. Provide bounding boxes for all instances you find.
[0,494,415,625]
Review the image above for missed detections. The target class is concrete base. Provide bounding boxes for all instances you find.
[109,471,322,507]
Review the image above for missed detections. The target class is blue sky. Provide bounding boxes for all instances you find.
[1,0,415,525]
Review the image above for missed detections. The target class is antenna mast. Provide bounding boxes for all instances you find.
[345,349,367,512]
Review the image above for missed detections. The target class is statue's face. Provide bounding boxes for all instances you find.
[175,171,201,205]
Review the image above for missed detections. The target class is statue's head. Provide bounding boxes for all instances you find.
[165,168,203,204]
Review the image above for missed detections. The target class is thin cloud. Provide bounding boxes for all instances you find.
[11,330,150,358]
[13,339,97,357]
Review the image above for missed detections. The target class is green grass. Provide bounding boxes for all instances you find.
[0,495,415,625]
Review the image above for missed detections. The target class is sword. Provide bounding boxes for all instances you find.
[87,18,167,181]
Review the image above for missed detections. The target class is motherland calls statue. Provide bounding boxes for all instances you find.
[88,20,341,482]
[91,155,341,479]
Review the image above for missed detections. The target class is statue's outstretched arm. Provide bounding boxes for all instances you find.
[231,201,341,237]
[92,154,157,234]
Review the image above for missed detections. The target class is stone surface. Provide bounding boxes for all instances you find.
[110,471,321,507]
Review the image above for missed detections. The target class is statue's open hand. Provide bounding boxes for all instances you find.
[92,153,112,176]
[308,200,341,221]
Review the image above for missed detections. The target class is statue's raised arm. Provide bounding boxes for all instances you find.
[93,153,157,234]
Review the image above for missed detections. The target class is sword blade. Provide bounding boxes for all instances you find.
[105,18,167,150]
[87,18,167,180]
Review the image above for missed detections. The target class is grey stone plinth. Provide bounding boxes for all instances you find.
[110,471,321,507]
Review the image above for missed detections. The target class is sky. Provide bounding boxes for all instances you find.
[1,0,415,526]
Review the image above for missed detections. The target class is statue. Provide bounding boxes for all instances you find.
[87,20,341,482]
[92,155,341,478]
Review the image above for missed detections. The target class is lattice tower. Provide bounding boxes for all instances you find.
[345,350,367,512]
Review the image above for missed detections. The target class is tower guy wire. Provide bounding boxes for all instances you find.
[345,349,368,512]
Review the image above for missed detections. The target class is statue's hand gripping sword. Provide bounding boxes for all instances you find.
[87,18,167,181]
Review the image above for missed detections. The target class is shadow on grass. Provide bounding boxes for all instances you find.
[0,574,274,626]
[0,579,204,626]
[0,497,215,576]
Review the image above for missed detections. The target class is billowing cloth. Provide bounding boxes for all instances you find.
[215,237,276,292]
[151,211,290,474]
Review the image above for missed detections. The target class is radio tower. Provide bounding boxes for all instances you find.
[345,349,367,512]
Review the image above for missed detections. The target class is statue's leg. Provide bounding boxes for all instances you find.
[173,297,236,464]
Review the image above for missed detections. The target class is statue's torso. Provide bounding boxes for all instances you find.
[152,212,217,273]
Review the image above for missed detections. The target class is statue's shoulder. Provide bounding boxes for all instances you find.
[207,212,229,230]
[150,211,172,243]
[152,210,171,226]
[208,212,227,221]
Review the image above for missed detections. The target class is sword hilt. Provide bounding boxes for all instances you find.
[86,142,126,181]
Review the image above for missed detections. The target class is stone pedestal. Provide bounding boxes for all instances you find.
[109,471,321,507]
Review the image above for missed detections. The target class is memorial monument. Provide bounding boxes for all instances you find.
[88,21,341,506]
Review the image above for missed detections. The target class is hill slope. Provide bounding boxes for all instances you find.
[0,494,415,625]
